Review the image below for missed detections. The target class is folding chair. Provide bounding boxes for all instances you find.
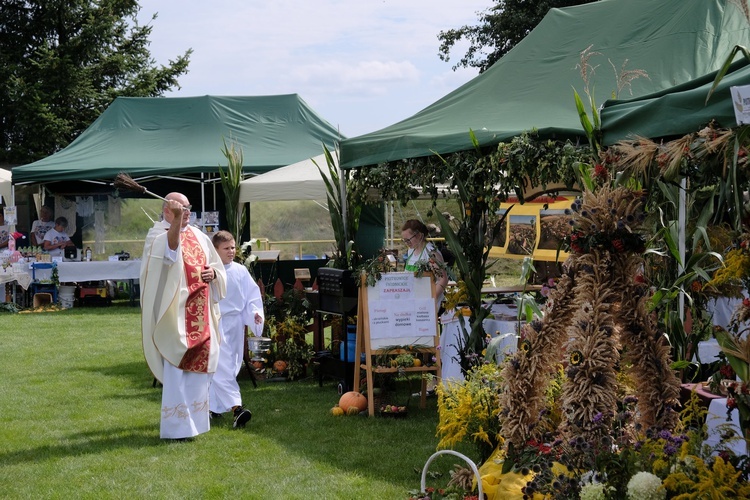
[30,262,58,304]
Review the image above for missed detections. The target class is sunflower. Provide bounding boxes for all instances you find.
[570,350,584,366]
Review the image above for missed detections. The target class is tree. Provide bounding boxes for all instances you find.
[438,0,597,73]
[0,0,191,165]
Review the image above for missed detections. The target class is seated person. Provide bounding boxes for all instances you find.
[42,217,75,257]
[31,206,55,246]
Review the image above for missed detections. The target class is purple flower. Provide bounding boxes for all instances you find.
[593,412,603,423]
[658,430,672,440]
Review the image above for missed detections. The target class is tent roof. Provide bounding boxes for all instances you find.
[601,59,750,145]
[339,0,750,168]
[13,94,343,183]
[238,153,332,203]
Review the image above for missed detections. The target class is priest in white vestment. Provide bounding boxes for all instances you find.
[140,193,226,439]
[209,230,264,428]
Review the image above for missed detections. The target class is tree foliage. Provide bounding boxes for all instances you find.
[349,131,591,361]
[437,0,597,73]
[0,0,191,165]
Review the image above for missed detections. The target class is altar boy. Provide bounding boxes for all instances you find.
[209,231,264,428]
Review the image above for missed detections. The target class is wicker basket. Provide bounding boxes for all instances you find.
[420,450,483,498]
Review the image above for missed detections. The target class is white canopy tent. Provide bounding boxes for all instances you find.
[238,154,399,250]
[0,168,11,205]
[238,154,332,203]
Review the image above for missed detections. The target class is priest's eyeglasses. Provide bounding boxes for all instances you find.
[402,234,417,244]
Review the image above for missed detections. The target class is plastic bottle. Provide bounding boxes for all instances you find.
[85,247,92,262]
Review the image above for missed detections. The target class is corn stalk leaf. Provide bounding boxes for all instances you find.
[706,45,750,104]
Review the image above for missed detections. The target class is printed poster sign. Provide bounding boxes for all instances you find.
[368,272,436,341]
[731,85,750,126]
[3,206,17,225]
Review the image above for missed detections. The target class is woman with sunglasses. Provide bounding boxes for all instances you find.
[401,219,449,398]
[401,219,449,307]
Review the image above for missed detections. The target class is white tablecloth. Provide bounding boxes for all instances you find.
[439,312,519,382]
[0,268,31,289]
[57,261,140,283]
[695,339,723,364]
[704,397,746,456]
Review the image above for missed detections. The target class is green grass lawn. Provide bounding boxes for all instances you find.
[0,306,471,499]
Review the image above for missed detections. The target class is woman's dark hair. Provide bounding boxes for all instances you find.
[401,219,428,236]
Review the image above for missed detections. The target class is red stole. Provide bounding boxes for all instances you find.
[177,229,211,372]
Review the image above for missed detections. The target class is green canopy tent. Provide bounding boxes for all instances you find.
[13,94,342,184]
[11,94,343,247]
[601,59,750,146]
[340,0,750,168]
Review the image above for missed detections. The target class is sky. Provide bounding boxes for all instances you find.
[136,0,492,138]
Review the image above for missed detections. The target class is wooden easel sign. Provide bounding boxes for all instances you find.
[355,271,441,416]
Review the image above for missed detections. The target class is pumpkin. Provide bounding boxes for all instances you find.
[251,360,265,370]
[338,391,367,413]
[273,360,288,373]
[330,406,344,416]
[413,358,422,367]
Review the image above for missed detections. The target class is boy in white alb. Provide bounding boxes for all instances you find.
[209,231,264,428]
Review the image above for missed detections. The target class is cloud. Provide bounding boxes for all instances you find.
[137,0,491,135]
[288,60,419,95]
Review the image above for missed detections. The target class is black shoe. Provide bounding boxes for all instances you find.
[209,411,223,420]
[233,407,252,428]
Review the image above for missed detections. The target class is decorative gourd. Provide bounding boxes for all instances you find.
[347,406,361,416]
[273,360,288,373]
[330,406,344,416]
[338,391,367,413]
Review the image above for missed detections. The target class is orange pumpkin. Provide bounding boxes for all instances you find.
[338,391,367,413]
[273,360,288,373]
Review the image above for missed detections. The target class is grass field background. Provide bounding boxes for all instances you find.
[0,306,473,499]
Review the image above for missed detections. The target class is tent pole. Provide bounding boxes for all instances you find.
[200,172,206,215]
[678,177,686,322]
[212,173,217,211]
[390,201,394,248]
[340,166,347,242]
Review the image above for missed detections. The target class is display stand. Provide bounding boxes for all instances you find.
[353,271,441,416]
